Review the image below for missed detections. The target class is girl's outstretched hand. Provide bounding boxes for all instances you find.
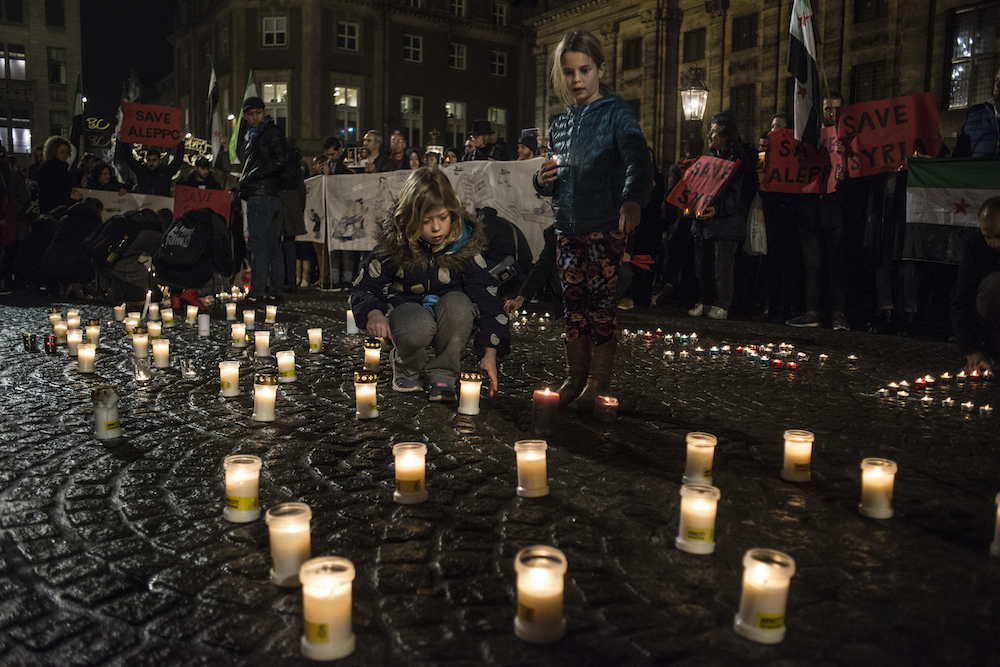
[619,201,641,234]
[366,310,392,339]
[479,348,499,397]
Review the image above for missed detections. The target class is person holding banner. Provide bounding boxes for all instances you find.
[116,142,184,197]
[952,197,1000,375]
[533,30,653,409]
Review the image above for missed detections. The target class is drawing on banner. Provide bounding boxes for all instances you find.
[332,199,369,242]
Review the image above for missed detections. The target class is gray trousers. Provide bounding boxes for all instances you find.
[387,291,475,387]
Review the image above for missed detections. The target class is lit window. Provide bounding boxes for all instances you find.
[1,44,27,80]
[404,35,422,63]
[947,4,997,109]
[488,107,506,142]
[337,22,359,51]
[449,43,466,70]
[445,101,466,148]
[262,82,289,134]
[401,95,423,147]
[263,17,287,47]
[333,86,360,143]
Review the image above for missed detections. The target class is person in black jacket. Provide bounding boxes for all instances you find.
[463,120,510,162]
[116,141,184,196]
[238,96,287,304]
[952,197,1000,375]
[179,157,223,190]
[37,136,83,213]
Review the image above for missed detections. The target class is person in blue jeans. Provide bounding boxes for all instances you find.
[238,96,286,305]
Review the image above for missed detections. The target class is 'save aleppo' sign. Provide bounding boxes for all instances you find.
[665,156,742,215]
[173,185,231,224]
[120,102,184,147]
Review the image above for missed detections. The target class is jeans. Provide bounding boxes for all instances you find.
[245,195,283,298]
[387,291,475,387]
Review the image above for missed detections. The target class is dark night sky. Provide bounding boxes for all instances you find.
[81,0,177,119]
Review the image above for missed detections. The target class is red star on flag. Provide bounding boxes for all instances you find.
[798,14,811,26]
[797,85,807,98]
[954,198,970,215]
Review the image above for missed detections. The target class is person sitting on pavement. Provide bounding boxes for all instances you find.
[952,196,1000,375]
[179,156,223,190]
[351,167,509,402]
[463,120,510,162]
[116,142,184,196]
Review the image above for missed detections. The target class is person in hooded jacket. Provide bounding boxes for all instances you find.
[351,167,509,403]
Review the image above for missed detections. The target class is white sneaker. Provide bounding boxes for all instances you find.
[298,279,309,287]
[687,303,705,317]
[707,306,728,320]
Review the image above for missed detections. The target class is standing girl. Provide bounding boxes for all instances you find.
[534,30,653,408]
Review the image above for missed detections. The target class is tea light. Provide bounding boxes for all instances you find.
[898,380,909,387]
[243,309,255,331]
[733,548,796,644]
[179,358,198,379]
[514,439,548,497]
[254,330,271,357]
[133,356,152,385]
[161,308,175,328]
[266,502,312,587]
[148,302,159,321]
[222,454,262,522]
[66,328,83,356]
[48,308,62,329]
[346,309,359,334]
[354,370,378,419]
[185,305,198,325]
[67,314,81,330]
[265,305,277,323]
[458,371,483,415]
[77,343,96,373]
[594,395,618,422]
[709,346,720,357]
[198,313,210,337]
[299,556,356,661]
[363,338,381,371]
[780,429,813,482]
[876,387,889,396]
[982,405,993,416]
[92,386,121,440]
[722,345,731,354]
[940,372,952,382]
[152,339,170,368]
[786,362,798,370]
[531,388,559,436]
[683,432,717,484]
[113,303,126,321]
[942,397,955,408]
[920,396,934,407]
[897,391,909,398]
[675,484,721,554]
[253,374,278,422]
[225,302,237,320]
[85,320,101,346]
[123,317,138,335]
[818,353,828,362]
[308,328,323,353]
[859,458,897,519]
[847,354,858,362]
[735,346,744,354]
[957,370,968,382]
[962,401,975,412]
[694,346,705,355]
[679,350,690,360]
[231,322,247,348]
[796,352,806,359]
[689,333,698,342]
[923,375,935,384]
[771,359,784,369]
[914,377,927,388]
[393,442,428,504]
[276,351,296,383]
[664,350,675,359]
[888,382,899,388]
[513,545,567,644]
[132,327,148,358]
[991,493,1000,558]
[219,361,240,397]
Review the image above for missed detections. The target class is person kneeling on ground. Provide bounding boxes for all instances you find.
[351,167,510,402]
[952,196,1000,375]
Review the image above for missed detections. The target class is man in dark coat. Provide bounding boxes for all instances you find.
[116,141,184,196]
[952,196,1000,375]
[954,67,1000,158]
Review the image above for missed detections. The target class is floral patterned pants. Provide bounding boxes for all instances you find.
[556,230,626,346]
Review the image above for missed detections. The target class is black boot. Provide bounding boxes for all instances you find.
[568,336,617,411]
[556,336,591,406]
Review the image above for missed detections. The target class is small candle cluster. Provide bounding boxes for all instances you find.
[876,372,994,416]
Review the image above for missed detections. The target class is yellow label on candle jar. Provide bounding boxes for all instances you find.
[756,612,785,630]
[794,463,810,473]
[396,479,422,493]
[310,342,318,350]
[226,495,258,511]
[304,620,330,643]
[221,381,231,389]
[684,526,714,542]
[279,369,294,377]
[105,420,119,431]
[517,602,535,623]
[369,401,378,412]
[703,467,712,479]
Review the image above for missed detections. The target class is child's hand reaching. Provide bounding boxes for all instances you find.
[479,348,499,396]
[366,310,392,339]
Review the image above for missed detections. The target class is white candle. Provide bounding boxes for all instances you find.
[231,322,247,348]
[226,303,237,320]
[992,492,1000,558]
[48,310,62,330]
[85,321,101,346]
[152,339,170,368]
[346,309,359,334]
[147,321,161,339]
[65,308,79,318]
[254,330,271,357]
[859,458,897,519]
[161,308,175,328]
[127,310,140,321]
[276,350,296,383]
[683,432,717,484]
[253,374,278,422]
[354,371,378,419]
[733,548,796,644]
[77,343,96,373]
[781,429,813,482]
[132,331,149,358]
[514,545,567,644]
[66,328,83,356]
[219,361,240,397]
[243,309,255,331]
[148,302,160,321]
[123,317,138,335]
[458,372,483,415]
[514,440,548,497]
[66,314,81,330]
[393,442,427,504]
[186,305,198,325]
[675,484,721,554]
[92,386,121,440]
[223,454,262,522]
[363,338,381,370]
[113,303,126,321]
[266,502,312,587]
[308,328,323,353]
[53,321,67,344]
[265,304,277,323]
[299,557,356,661]
[198,313,211,337]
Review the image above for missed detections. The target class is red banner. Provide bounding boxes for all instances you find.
[835,93,943,178]
[665,156,742,215]
[760,127,840,194]
[173,185,231,224]
[120,102,184,147]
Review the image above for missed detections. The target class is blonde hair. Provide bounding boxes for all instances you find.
[394,167,465,251]
[550,30,611,106]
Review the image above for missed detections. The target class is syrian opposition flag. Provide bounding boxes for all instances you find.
[70,73,84,156]
[787,0,822,148]
[904,157,1000,264]
[208,65,222,164]
[228,70,257,165]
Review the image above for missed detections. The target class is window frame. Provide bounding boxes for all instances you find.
[404,34,423,63]
[492,2,507,26]
[445,100,466,149]
[333,85,360,144]
[401,95,423,148]
[490,50,507,77]
[732,13,758,52]
[262,16,287,47]
[1,0,25,23]
[850,60,891,103]
[623,38,642,71]
[47,46,67,85]
[1,43,27,81]
[449,43,467,70]
[450,0,465,18]
[683,28,706,63]
[946,2,998,110]
[337,21,359,52]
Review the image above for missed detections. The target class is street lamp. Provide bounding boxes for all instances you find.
[680,68,709,122]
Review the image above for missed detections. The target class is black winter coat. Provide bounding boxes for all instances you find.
[117,142,184,196]
[37,159,76,213]
[239,119,286,198]
[951,233,1000,355]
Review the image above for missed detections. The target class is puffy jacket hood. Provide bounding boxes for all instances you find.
[372,210,486,274]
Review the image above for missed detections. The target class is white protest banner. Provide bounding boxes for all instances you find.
[76,188,174,221]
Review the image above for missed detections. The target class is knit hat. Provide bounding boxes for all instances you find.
[242,96,265,112]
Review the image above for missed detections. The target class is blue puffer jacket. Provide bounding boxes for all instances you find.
[955,102,1000,158]
[534,93,653,235]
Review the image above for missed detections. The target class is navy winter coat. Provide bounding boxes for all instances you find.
[954,102,1000,158]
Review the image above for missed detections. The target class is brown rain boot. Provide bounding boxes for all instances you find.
[568,336,617,411]
[556,336,591,406]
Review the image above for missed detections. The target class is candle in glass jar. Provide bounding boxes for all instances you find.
[54,321,68,344]
[254,330,271,357]
[147,321,161,339]
[76,343,96,373]
[123,317,138,335]
[393,442,428,504]
[231,322,247,348]
[127,310,140,322]
[66,328,83,356]
[85,320,101,346]
[308,328,323,353]
[219,361,240,397]
[185,305,198,325]
[299,557,356,661]
[859,458,897,519]
[222,454,262,522]
[161,308,175,328]
[253,374,278,422]
[733,548,796,644]
[148,302,159,321]
[514,545,567,644]
[198,313,210,337]
[781,430,813,482]
[458,372,482,415]
[243,309,256,331]
[675,484,721,554]
[532,388,559,436]
[113,303,126,321]
[276,350,296,383]
[66,314,81,330]
[132,328,149,358]
[354,371,378,419]
[226,302,237,320]
[363,338,381,370]
[514,440,548,497]
[266,503,312,587]
[92,386,122,439]
[48,308,62,330]
[683,432,717,484]
[593,395,618,422]
[346,309,359,334]
[265,305,277,323]
[991,493,1000,558]
[152,339,170,368]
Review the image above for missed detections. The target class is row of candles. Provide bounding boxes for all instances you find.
[876,375,993,415]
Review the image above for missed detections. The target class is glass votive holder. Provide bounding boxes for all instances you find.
[23,332,38,353]
[514,439,548,498]
[66,328,83,356]
[161,307,175,328]
[48,308,62,329]
[243,309,256,331]
[513,545,567,644]
[92,385,121,440]
[85,320,101,345]
[780,429,814,482]
[393,442,428,504]
[219,361,241,397]
[593,395,618,422]
[859,458,897,519]
[152,339,170,369]
[683,432,717,484]
[266,502,312,587]
[276,350,296,383]
[198,312,210,337]
[222,454,262,522]
[147,321,161,340]
[66,314,81,330]
[54,321,68,344]
[254,330,271,357]
[308,328,323,353]
[363,338,381,371]
[226,302,237,321]
[458,371,483,416]
[132,356,152,386]
[186,305,198,325]
[123,317,139,335]
[273,323,288,341]
[132,326,149,358]
[231,322,247,348]
[180,358,199,380]
[531,388,559,436]
[265,304,277,324]
[733,548,796,644]
[126,310,139,322]
[76,343,96,373]
[675,484,721,554]
[253,373,278,422]
[354,370,378,419]
[299,556,357,661]
[148,302,160,321]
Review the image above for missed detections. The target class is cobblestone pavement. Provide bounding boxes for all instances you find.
[0,291,998,667]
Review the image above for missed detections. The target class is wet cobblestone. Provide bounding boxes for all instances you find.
[0,292,998,665]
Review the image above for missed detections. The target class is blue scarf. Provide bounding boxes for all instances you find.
[245,115,273,152]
